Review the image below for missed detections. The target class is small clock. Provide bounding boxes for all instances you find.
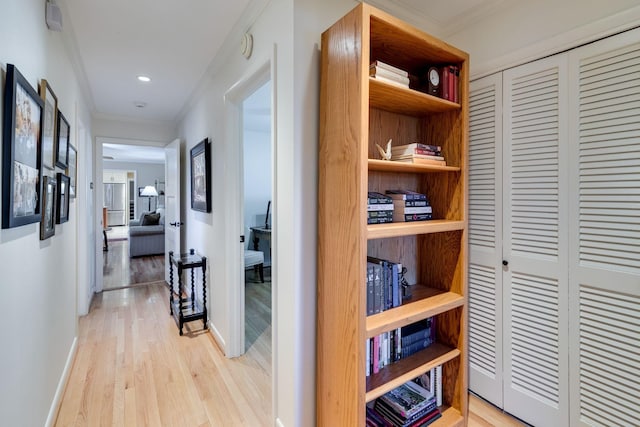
[426,66,440,96]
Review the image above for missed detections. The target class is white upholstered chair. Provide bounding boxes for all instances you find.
[244,227,264,282]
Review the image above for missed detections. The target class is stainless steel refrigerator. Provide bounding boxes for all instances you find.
[104,183,127,226]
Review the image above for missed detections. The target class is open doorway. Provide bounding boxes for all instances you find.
[101,142,166,290]
[242,80,272,359]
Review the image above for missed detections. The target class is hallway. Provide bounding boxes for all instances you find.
[55,283,271,426]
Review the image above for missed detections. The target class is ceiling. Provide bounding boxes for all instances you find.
[102,143,165,164]
[58,0,508,126]
[60,0,251,122]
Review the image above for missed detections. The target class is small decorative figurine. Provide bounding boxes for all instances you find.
[376,138,393,160]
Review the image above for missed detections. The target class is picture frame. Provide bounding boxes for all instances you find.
[40,175,57,240]
[2,64,44,229]
[56,172,70,224]
[39,79,58,170]
[55,111,70,168]
[67,144,77,198]
[190,138,211,212]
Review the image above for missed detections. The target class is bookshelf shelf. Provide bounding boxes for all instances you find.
[368,159,461,173]
[366,288,464,338]
[367,220,464,240]
[369,77,460,116]
[365,343,460,401]
[318,3,468,425]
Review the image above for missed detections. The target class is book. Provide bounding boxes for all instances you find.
[394,199,429,207]
[374,400,438,427]
[401,327,432,347]
[392,157,446,166]
[376,381,436,419]
[442,66,450,101]
[391,147,441,157]
[366,406,394,427]
[370,60,409,77]
[370,74,410,89]
[435,365,443,407]
[394,206,433,215]
[391,143,442,153]
[402,338,433,358]
[401,318,432,336]
[385,190,428,201]
[370,66,411,85]
[368,203,394,212]
[393,213,433,222]
[368,216,394,225]
[391,153,445,161]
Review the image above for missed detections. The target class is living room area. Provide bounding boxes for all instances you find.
[102,143,167,290]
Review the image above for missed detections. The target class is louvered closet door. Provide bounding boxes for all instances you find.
[468,74,504,408]
[502,55,569,426]
[568,28,640,427]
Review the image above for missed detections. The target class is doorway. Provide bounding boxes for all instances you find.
[225,59,275,367]
[242,80,273,358]
[100,141,167,290]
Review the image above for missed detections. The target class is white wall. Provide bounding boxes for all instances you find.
[446,0,640,78]
[104,161,165,218]
[0,0,92,425]
[177,0,357,425]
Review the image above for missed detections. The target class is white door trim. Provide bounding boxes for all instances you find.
[224,56,273,358]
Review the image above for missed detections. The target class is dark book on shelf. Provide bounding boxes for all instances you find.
[385,189,429,202]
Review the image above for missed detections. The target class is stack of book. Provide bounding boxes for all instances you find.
[370,60,410,89]
[366,319,436,378]
[391,143,446,166]
[366,255,403,315]
[385,190,433,222]
[441,65,460,103]
[400,318,435,359]
[368,379,442,426]
[368,192,394,224]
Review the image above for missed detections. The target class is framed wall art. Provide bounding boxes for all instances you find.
[67,144,77,198]
[39,79,57,170]
[55,111,70,168]
[190,138,211,212]
[56,172,70,224]
[40,175,57,240]
[2,64,44,229]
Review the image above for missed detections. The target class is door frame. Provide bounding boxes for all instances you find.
[224,57,274,359]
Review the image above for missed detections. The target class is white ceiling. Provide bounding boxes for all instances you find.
[60,0,251,122]
[60,0,508,166]
[58,0,508,126]
[102,143,165,164]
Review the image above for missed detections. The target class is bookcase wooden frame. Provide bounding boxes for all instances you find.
[318,4,468,426]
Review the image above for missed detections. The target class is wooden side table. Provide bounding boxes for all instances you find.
[168,249,207,335]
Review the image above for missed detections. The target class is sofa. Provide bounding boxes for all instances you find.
[128,209,165,257]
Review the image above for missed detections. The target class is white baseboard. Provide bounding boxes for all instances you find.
[208,320,226,352]
[45,336,78,427]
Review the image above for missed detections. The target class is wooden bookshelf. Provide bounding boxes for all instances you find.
[318,3,468,426]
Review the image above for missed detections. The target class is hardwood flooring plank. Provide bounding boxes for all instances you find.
[55,283,272,426]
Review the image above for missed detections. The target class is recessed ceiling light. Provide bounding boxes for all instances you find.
[137,75,151,82]
[134,101,147,108]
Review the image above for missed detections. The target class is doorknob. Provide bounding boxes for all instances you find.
[170,221,183,227]
[502,260,509,266]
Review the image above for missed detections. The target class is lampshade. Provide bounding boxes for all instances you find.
[141,185,158,197]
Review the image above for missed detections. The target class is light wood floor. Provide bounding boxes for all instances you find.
[102,240,164,289]
[55,282,272,426]
[56,276,521,426]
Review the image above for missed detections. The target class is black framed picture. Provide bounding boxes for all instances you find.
[67,144,77,198]
[40,175,56,240]
[55,111,70,168]
[190,138,211,212]
[2,64,43,229]
[56,172,70,224]
[39,79,57,170]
